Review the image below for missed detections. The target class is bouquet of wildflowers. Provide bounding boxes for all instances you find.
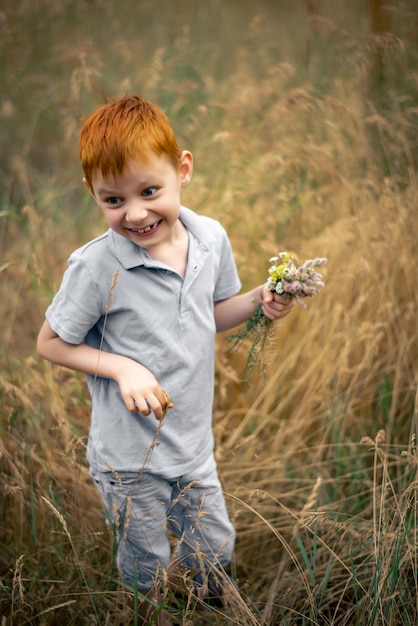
[228,252,327,379]
[266,251,327,301]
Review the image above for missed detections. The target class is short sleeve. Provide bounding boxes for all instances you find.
[46,253,104,344]
[212,225,241,302]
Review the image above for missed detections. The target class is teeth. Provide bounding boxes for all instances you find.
[133,221,159,234]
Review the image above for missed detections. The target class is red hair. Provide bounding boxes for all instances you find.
[79,95,181,188]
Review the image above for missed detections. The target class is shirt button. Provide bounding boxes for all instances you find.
[193,265,198,271]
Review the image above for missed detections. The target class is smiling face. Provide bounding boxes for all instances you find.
[86,151,193,251]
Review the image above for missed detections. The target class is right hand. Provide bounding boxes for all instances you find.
[115,359,173,421]
[36,322,172,421]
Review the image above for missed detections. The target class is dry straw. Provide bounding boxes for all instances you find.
[1,0,417,623]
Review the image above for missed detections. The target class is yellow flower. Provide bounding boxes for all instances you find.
[228,251,327,381]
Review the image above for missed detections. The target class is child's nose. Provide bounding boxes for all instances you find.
[125,200,148,222]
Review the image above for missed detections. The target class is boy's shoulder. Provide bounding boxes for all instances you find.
[70,229,135,271]
[70,230,143,273]
[180,206,227,243]
[72,231,110,255]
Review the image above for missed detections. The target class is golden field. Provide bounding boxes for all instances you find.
[0,1,417,624]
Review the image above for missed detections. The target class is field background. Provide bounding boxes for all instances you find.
[1,0,417,624]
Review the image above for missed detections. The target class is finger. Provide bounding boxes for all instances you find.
[125,396,139,413]
[273,293,292,305]
[127,391,174,420]
[262,299,293,320]
[160,389,174,418]
[263,300,285,314]
[129,397,151,416]
[140,393,167,421]
[274,300,294,313]
[261,283,274,303]
[150,390,174,421]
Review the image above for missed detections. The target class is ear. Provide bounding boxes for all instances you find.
[83,177,96,199]
[179,151,193,187]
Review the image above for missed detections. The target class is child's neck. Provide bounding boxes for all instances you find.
[148,220,189,277]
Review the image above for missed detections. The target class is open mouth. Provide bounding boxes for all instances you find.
[130,220,162,236]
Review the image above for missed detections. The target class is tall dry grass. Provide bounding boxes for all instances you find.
[1,0,417,624]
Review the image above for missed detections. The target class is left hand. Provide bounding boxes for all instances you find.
[261,284,294,321]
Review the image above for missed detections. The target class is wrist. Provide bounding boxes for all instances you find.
[103,353,132,382]
[256,285,264,306]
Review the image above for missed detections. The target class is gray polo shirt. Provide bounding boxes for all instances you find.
[46,206,241,477]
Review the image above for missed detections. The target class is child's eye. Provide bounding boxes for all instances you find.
[105,197,122,206]
[142,187,158,198]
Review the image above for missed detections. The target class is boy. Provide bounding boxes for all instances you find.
[37,95,294,624]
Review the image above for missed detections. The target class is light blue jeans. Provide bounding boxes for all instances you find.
[90,461,236,590]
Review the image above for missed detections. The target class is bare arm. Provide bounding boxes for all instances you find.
[36,320,169,420]
[214,284,294,332]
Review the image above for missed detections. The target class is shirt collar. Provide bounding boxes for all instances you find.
[108,206,213,270]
